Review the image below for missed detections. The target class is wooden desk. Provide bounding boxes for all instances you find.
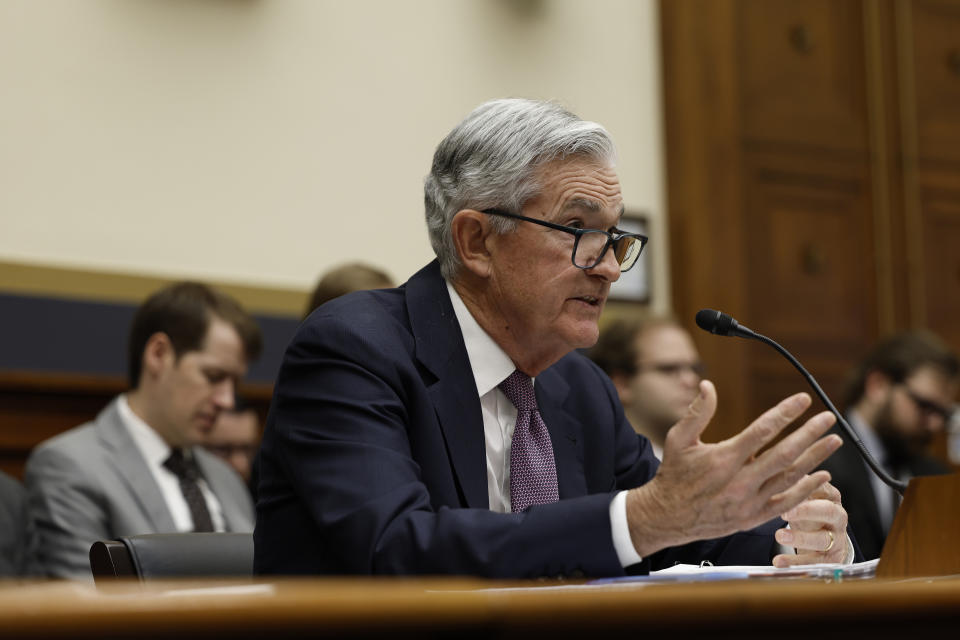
[0,576,958,639]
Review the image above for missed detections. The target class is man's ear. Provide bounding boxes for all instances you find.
[141,332,175,380]
[450,209,494,278]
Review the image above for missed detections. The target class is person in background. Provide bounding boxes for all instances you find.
[304,262,395,319]
[26,282,262,579]
[819,330,959,560]
[255,98,856,578]
[586,317,704,460]
[0,470,37,577]
[204,397,260,487]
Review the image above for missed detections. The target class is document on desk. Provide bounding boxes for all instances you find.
[470,560,881,593]
[590,558,879,585]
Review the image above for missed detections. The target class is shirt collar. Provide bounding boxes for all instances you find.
[117,394,175,467]
[446,280,517,397]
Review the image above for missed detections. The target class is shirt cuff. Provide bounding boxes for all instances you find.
[609,490,643,567]
[842,534,855,565]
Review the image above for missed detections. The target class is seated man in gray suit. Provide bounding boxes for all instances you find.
[0,470,37,577]
[25,282,262,579]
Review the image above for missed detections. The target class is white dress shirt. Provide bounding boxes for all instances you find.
[446,282,642,566]
[117,395,227,532]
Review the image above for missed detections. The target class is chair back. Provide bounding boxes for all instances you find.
[90,532,253,584]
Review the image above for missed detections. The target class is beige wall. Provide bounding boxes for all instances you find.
[0,0,668,311]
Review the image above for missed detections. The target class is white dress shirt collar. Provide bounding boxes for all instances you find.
[117,393,173,467]
[446,280,517,394]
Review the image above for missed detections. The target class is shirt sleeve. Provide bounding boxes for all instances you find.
[609,490,643,567]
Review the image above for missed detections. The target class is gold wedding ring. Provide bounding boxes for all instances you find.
[824,530,835,552]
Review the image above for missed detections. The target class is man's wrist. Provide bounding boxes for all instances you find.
[624,482,678,559]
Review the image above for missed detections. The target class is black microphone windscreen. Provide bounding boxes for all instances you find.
[695,309,739,336]
[696,309,724,335]
[695,309,717,332]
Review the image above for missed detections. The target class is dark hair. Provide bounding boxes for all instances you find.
[304,262,394,319]
[127,282,263,388]
[586,316,681,378]
[842,330,960,410]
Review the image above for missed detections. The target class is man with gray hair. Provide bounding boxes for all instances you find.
[255,98,854,577]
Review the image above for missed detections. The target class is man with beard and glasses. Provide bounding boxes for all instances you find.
[819,331,959,559]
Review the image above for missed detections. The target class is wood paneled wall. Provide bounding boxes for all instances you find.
[662,0,960,446]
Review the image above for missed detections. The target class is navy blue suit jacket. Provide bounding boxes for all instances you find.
[254,261,782,577]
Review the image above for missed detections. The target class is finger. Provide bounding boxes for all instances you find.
[757,432,842,500]
[761,470,832,521]
[811,481,842,504]
[773,552,835,568]
[726,393,812,466]
[789,481,837,507]
[751,411,836,482]
[782,499,846,530]
[775,527,836,552]
[666,379,717,448]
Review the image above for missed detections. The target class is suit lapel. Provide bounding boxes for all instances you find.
[406,262,488,509]
[96,399,177,532]
[834,424,884,542]
[534,367,587,499]
[195,448,252,532]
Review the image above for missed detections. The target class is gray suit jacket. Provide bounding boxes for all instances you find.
[25,397,255,579]
[0,471,38,577]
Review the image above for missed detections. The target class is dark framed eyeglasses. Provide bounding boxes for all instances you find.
[481,208,647,272]
[901,386,955,422]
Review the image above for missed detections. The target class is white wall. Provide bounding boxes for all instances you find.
[0,0,668,310]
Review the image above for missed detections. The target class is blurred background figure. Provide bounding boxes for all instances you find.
[587,317,704,460]
[304,262,395,319]
[0,470,37,577]
[204,397,260,488]
[25,282,262,579]
[819,331,960,559]
[246,261,395,500]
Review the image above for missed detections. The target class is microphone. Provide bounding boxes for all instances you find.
[695,309,907,494]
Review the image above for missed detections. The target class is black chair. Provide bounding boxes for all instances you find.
[89,532,253,584]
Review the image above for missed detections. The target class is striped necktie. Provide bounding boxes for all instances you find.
[163,448,215,532]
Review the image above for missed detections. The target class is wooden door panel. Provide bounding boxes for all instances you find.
[911,0,960,163]
[919,175,960,350]
[737,0,868,152]
[743,154,878,350]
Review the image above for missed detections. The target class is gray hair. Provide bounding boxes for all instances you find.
[424,98,617,280]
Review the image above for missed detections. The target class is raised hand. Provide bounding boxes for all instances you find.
[625,380,842,558]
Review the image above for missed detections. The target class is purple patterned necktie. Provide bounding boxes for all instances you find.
[499,370,559,512]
